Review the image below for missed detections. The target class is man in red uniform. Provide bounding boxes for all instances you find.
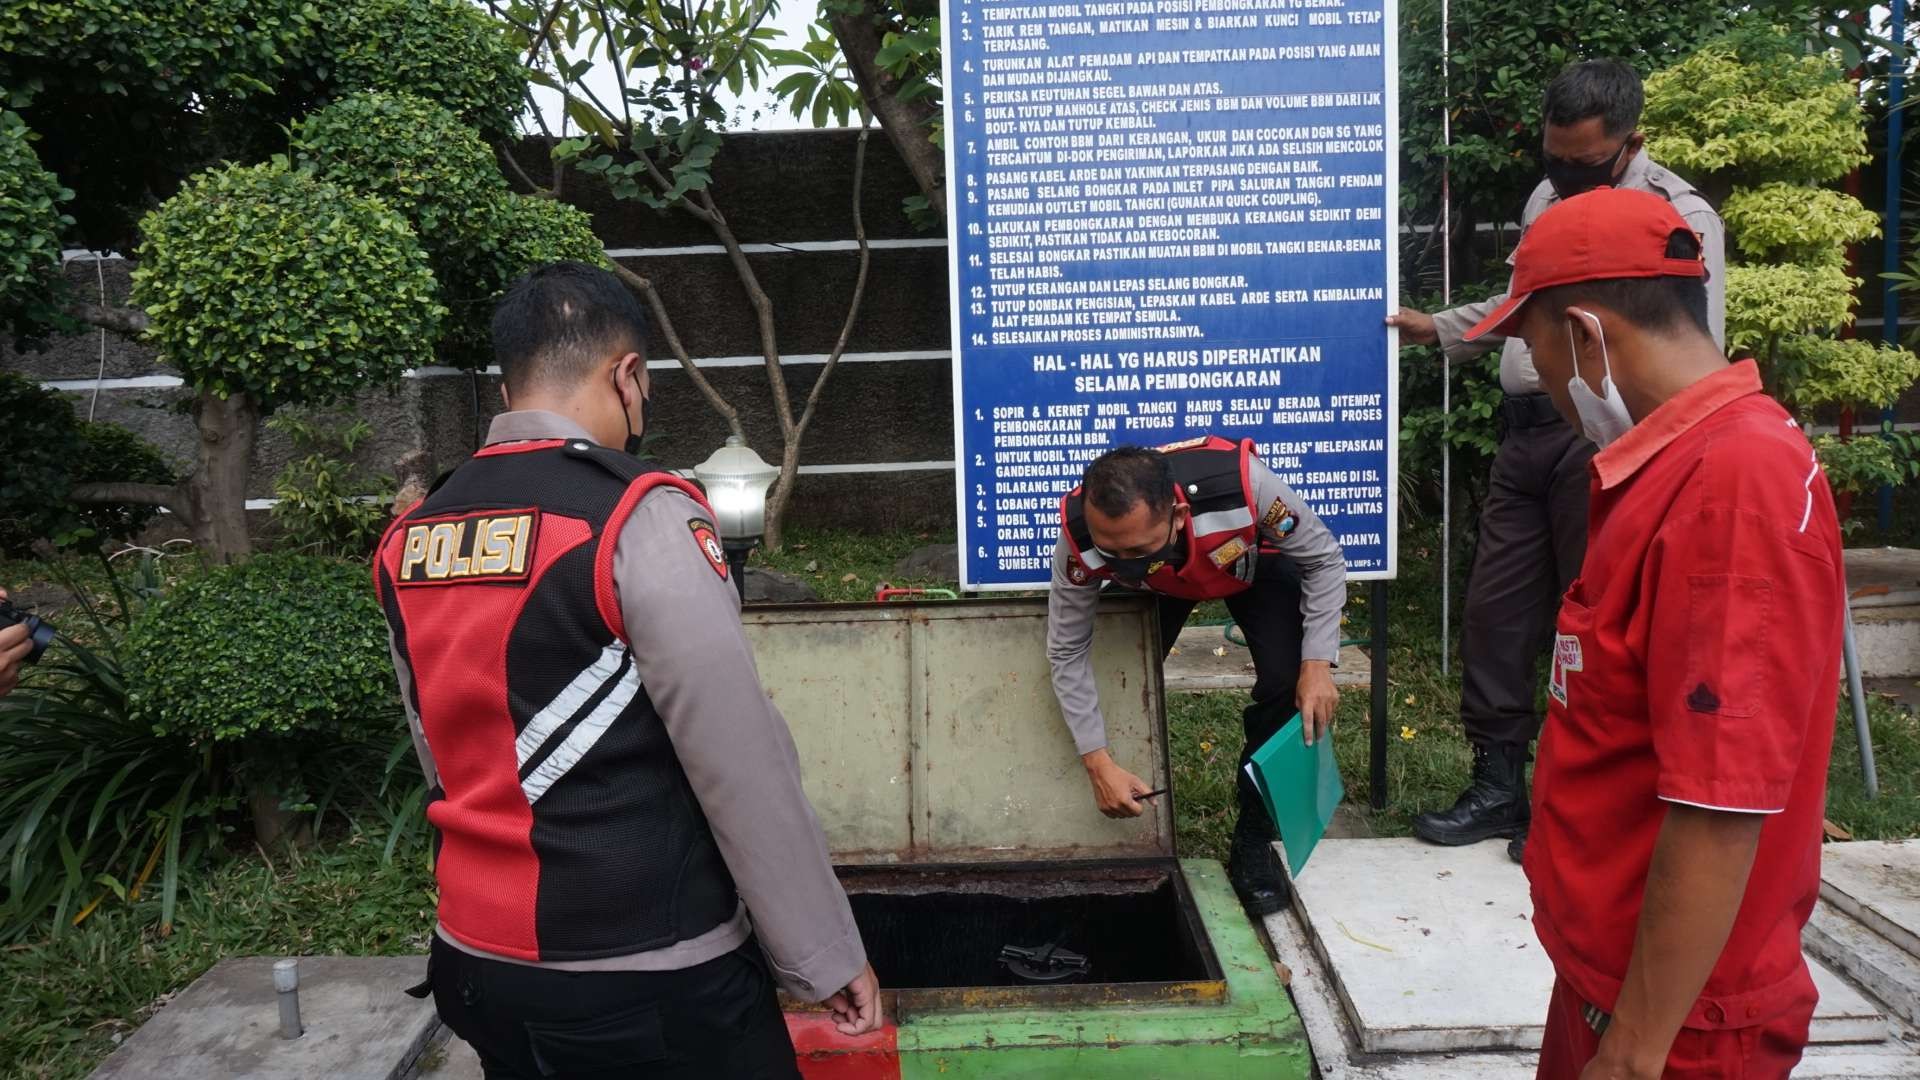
[1461,188,1843,1079]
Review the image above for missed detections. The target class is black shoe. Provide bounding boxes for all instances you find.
[1411,742,1530,846]
[1226,814,1290,916]
[1507,830,1527,864]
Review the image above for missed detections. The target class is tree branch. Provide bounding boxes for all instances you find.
[70,482,186,518]
[699,190,795,437]
[827,3,945,218]
[68,301,149,336]
[608,261,746,440]
[794,120,872,440]
[497,142,556,198]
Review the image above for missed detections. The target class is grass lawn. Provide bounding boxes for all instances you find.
[1,521,1917,1077]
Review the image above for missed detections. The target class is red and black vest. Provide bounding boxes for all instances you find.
[374,438,736,962]
[1060,436,1263,602]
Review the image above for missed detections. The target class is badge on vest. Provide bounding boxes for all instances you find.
[1549,633,1583,706]
[688,519,728,579]
[1262,498,1298,538]
[1156,436,1210,453]
[398,510,538,586]
[1066,558,1091,586]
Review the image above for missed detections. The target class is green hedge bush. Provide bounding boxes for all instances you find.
[324,0,525,141]
[130,161,443,409]
[0,373,175,554]
[126,554,395,744]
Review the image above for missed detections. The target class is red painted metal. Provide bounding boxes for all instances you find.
[786,1013,901,1080]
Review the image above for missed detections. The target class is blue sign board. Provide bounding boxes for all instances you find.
[942,0,1400,589]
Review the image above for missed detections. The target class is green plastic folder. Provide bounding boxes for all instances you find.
[1243,713,1344,878]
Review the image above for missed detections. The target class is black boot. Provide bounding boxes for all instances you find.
[1226,798,1289,915]
[1507,829,1527,864]
[1411,742,1530,846]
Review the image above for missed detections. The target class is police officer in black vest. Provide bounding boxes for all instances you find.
[1047,438,1347,913]
[376,263,881,1078]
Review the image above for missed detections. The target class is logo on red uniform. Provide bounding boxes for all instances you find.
[687,519,727,579]
[1549,633,1583,706]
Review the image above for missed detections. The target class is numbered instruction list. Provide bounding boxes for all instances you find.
[944,0,1398,587]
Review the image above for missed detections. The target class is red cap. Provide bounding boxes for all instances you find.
[1463,187,1708,342]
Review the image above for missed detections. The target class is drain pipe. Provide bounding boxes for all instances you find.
[274,958,304,1039]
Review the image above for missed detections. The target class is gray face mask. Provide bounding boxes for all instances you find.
[1565,309,1633,448]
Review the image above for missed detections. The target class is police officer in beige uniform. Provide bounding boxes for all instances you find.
[377,263,880,1078]
[1387,60,1725,863]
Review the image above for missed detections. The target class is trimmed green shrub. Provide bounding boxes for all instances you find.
[291,91,506,257]
[0,373,174,554]
[325,0,525,141]
[126,554,395,744]
[439,193,610,363]
[0,110,72,343]
[0,0,314,105]
[1643,29,1869,186]
[130,161,444,409]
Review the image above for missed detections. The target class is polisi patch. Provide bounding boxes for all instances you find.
[398,510,537,586]
[1066,558,1092,586]
[1549,633,1583,706]
[688,519,728,579]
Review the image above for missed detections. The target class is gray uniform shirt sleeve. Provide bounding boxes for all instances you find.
[1046,538,1109,756]
[385,631,440,792]
[615,487,865,1003]
[1685,203,1728,350]
[1248,460,1346,665]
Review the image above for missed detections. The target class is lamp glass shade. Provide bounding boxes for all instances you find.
[692,436,778,541]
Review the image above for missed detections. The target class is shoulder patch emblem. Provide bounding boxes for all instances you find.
[1262,498,1298,538]
[688,519,728,579]
[397,510,537,586]
[1156,436,1210,453]
[1209,536,1248,569]
[1066,559,1091,586]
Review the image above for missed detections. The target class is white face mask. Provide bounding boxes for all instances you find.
[1565,310,1634,448]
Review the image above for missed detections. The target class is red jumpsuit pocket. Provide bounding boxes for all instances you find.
[1681,574,1772,721]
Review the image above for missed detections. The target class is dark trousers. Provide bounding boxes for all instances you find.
[426,935,801,1080]
[1149,553,1306,826]
[1459,409,1595,748]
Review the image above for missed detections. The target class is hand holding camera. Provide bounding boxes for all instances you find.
[0,589,55,697]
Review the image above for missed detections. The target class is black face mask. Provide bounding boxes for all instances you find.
[1098,517,1186,580]
[616,370,650,456]
[1544,141,1629,200]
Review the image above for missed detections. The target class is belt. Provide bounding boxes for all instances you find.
[1501,393,1563,430]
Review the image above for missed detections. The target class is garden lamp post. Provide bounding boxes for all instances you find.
[693,436,779,602]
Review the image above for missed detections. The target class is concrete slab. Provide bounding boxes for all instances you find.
[1846,548,1920,609]
[1266,903,1920,1080]
[1823,841,1920,962]
[1806,898,1920,1029]
[1292,838,1890,1056]
[90,955,436,1080]
[1850,606,1920,680]
[1292,838,1553,1054]
[1164,624,1370,693]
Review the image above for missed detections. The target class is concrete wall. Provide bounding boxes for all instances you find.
[16,127,1904,540]
[6,129,959,534]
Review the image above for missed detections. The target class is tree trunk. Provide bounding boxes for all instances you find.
[181,391,259,564]
[828,5,945,217]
